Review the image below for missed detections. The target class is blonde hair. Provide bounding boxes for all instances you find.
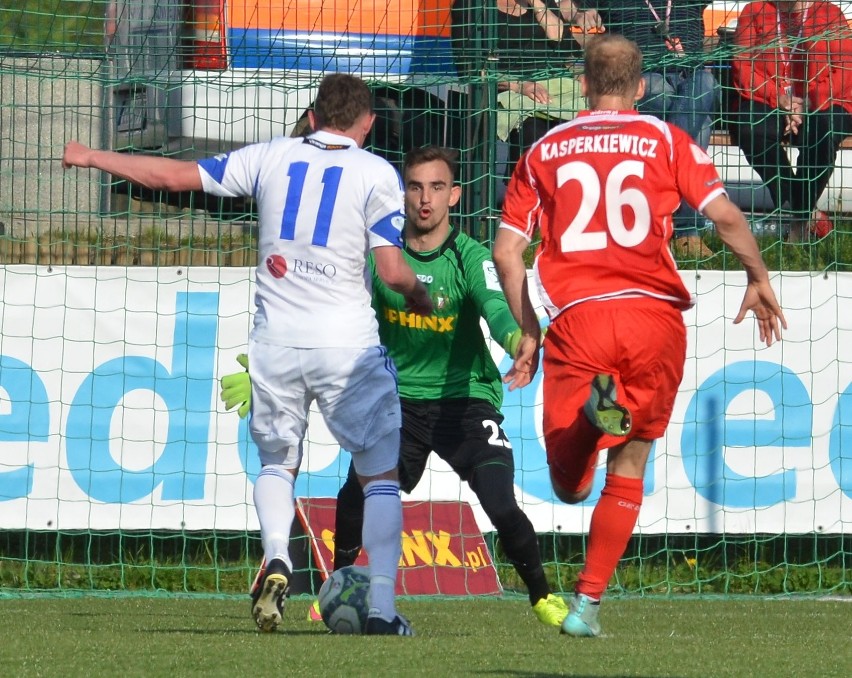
[583,34,643,104]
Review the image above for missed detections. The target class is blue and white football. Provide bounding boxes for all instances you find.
[317,565,371,634]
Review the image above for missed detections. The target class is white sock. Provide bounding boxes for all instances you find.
[253,464,296,572]
[362,479,401,621]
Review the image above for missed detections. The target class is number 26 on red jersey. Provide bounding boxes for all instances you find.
[558,159,651,252]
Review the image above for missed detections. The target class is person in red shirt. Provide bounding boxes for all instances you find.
[728,0,852,241]
[492,33,786,638]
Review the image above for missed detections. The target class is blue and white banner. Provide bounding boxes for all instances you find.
[0,266,850,534]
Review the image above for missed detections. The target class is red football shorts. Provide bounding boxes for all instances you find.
[543,297,687,495]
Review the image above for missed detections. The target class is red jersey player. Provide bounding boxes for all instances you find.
[493,34,786,638]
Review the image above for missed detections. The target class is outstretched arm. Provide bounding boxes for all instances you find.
[63,140,203,193]
[492,227,540,389]
[703,195,787,346]
[462,246,523,356]
[372,245,433,316]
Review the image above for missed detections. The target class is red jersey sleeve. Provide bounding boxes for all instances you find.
[500,152,540,241]
[669,127,727,213]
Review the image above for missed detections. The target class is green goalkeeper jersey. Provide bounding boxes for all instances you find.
[371,228,519,408]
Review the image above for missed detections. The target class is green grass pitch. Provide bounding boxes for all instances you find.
[0,596,849,677]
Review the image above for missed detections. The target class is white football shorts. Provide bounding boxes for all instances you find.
[247,339,401,474]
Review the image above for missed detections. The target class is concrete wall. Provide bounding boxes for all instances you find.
[0,56,105,235]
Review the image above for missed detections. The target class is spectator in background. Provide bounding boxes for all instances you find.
[728,0,852,242]
[452,0,600,178]
[587,0,718,258]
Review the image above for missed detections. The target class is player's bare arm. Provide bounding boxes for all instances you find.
[492,227,541,389]
[62,140,204,193]
[703,195,787,346]
[372,245,434,316]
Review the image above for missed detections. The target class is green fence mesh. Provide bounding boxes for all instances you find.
[0,1,850,597]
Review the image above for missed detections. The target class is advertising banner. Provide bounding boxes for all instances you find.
[0,266,850,534]
[296,498,501,595]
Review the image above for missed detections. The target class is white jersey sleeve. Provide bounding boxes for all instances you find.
[365,163,407,251]
[197,145,264,199]
[198,132,405,349]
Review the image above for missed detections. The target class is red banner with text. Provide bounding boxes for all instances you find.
[296,498,502,596]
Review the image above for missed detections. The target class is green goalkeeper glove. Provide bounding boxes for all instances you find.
[503,326,548,359]
[220,353,252,418]
[504,328,523,359]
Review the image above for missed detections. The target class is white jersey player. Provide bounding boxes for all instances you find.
[198,129,408,348]
[63,73,431,636]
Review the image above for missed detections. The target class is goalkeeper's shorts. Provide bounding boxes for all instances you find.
[249,340,401,475]
[542,297,686,495]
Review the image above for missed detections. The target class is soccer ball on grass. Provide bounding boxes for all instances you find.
[317,565,371,634]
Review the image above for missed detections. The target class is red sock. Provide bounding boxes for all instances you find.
[576,473,644,600]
